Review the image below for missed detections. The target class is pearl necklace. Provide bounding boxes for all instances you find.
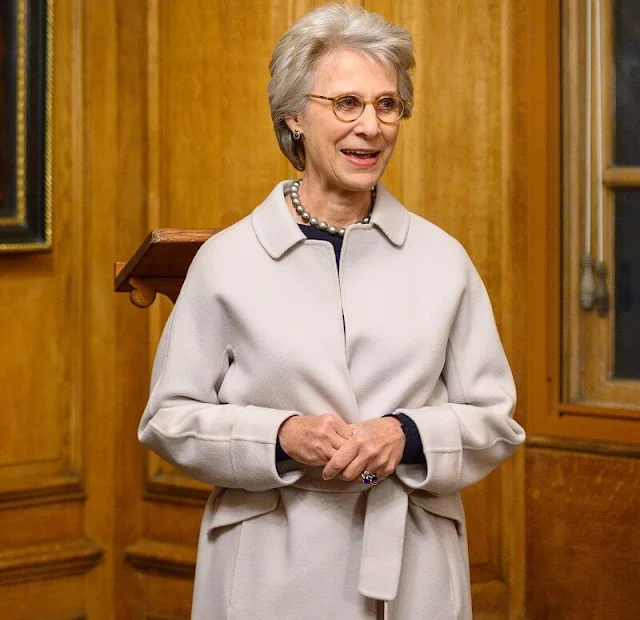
[287,180,375,238]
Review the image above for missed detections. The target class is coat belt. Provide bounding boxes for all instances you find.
[291,472,409,601]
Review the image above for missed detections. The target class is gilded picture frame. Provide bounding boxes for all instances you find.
[0,0,52,253]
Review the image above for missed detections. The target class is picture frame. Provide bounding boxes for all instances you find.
[0,0,52,253]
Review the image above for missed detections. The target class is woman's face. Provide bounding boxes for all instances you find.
[288,49,401,194]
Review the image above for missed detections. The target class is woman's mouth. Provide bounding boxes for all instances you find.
[341,149,381,167]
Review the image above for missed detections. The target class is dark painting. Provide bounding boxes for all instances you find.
[0,0,51,252]
[0,1,14,217]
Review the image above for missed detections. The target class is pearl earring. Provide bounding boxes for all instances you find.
[293,130,301,140]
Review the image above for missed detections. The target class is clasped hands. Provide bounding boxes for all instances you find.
[278,413,405,483]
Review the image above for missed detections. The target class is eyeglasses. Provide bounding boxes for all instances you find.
[305,93,405,124]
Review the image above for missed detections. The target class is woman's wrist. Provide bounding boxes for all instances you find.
[383,413,425,465]
[276,415,300,458]
[383,414,406,434]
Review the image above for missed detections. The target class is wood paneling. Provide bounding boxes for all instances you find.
[153,0,291,230]
[125,539,196,579]
[0,0,149,616]
[0,0,102,616]
[112,0,153,616]
[141,575,194,620]
[0,538,102,585]
[0,576,86,620]
[526,448,640,619]
[371,0,506,291]
[0,0,83,505]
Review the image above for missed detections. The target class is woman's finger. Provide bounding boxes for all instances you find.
[322,439,359,480]
[327,424,354,449]
[338,455,372,482]
[330,419,355,440]
[340,454,392,483]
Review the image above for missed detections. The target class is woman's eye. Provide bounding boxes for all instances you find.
[378,97,397,111]
[336,96,360,111]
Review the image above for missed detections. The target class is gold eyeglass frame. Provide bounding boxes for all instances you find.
[305,93,405,124]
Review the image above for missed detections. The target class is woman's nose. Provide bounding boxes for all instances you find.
[355,104,381,137]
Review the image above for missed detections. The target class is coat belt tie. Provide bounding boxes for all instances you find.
[291,472,409,601]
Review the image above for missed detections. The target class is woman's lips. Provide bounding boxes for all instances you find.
[341,149,381,168]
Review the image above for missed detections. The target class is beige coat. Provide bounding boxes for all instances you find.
[139,181,525,619]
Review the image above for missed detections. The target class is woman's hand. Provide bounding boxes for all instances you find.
[321,417,405,483]
[278,414,354,467]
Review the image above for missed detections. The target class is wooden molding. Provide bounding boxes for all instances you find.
[144,473,210,506]
[558,400,640,421]
[126,539,195,579]
[527,434,640,458]
[32,616,86,620]
[530,408,640,445]
[603,166,640,187]
[0,475,84,508]
[146,0,161,233]
[0,538,103,585]
[470,579,509,618]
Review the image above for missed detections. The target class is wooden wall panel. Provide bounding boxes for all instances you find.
[81,0,122,613]
[155,0,291,230]
[0,255,77,467]
[0,575,86,620]
[526,448,640,619]
[112,0,152,616]
[0,0,83,502]
[0,0,105,616]
[372,0,506,288]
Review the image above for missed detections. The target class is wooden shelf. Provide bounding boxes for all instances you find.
[114,228,217,307]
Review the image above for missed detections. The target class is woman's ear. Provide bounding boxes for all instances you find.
[284,114,301,135]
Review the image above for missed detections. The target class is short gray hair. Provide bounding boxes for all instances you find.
[268,4,415,171]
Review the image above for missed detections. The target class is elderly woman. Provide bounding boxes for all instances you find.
[139,4,525,619]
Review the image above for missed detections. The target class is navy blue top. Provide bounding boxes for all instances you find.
[275,225,426,465]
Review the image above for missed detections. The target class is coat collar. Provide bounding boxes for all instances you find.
[252,180,411,259]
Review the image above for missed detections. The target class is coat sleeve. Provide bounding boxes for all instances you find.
[394,252,525,495]
[138,242,305,492]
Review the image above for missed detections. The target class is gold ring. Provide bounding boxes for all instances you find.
[360,470,378,486]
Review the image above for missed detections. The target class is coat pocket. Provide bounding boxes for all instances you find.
[206,488,280,533]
